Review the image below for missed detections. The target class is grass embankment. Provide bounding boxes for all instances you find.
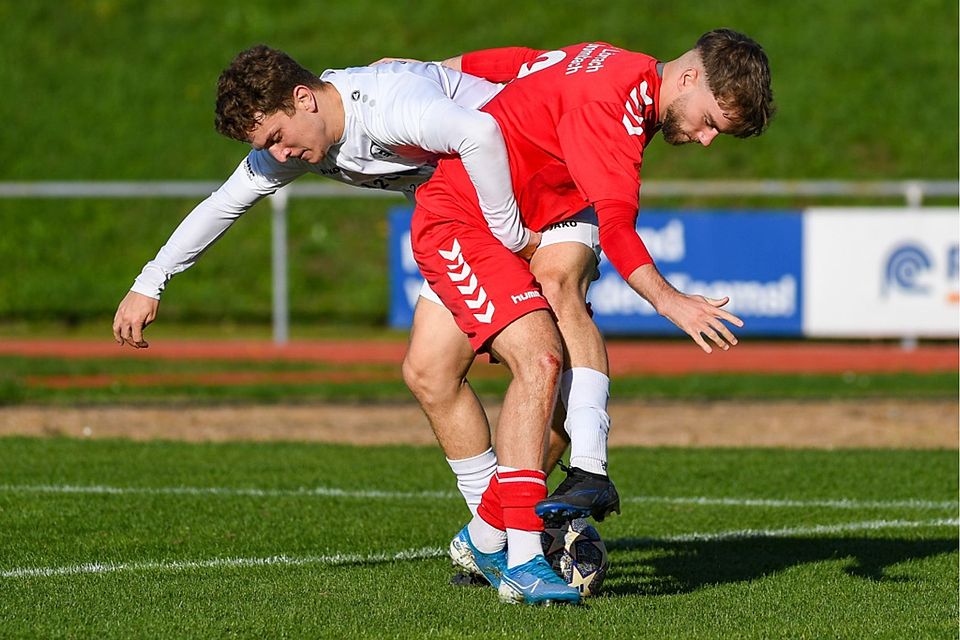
[1,0,957,326]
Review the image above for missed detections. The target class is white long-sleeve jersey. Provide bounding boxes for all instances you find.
[132,61,521,299]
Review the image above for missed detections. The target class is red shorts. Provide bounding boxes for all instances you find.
[411,206,552,352]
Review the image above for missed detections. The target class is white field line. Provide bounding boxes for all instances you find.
[0,547,446,579]
[0,484,456,500]
[0,483,956,512]
[609,518,960,548]
[625,495,960,511]
[2,518,956,580]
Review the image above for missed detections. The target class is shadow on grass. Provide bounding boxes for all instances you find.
[602,536,959,596]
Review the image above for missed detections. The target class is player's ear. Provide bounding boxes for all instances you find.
[293,85,318,112]
[679,67,699,91]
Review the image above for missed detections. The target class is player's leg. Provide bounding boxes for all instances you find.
[532,239,610,473]
[403,289,490,462]
[486,309,579,604]
[528,212,620,523]
[412,213,578,604]
[545,404,570,474]
[402,287,507,584]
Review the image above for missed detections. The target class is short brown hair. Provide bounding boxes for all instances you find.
[696,29,775,138]
[214,45,325,141]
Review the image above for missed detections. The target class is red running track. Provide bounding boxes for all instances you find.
[0,339,956,375]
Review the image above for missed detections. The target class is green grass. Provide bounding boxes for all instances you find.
[1,352,956,406]
[0,439,955,638]
[0,0,957,326]
[0,197,396,326]
[3,0,956,182]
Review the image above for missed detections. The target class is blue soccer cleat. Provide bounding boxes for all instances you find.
[497,555,582,606]
[448,525,507,589]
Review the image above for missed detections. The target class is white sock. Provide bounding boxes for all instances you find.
[467,516,507,554]
[560,367,611,476]
[446,448,497,517]
[506,529,543,568]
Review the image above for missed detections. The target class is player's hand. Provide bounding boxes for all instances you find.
[516,231,542,261]
[371,57,422,65]
[658,293,743,354]
[112,291,159,349]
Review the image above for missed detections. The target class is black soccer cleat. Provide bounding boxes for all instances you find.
[535,462,621,524]
[450,571,489,587]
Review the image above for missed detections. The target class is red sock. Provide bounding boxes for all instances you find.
[498,469,547,532]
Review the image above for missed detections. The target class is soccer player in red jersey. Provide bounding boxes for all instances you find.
[411,29,774,604]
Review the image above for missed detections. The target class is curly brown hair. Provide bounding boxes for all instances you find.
[695,29,775,138]
[214,45,326,142]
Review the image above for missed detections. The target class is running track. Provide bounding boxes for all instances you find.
[1,339,956,375]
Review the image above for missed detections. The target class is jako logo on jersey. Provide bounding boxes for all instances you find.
[242,157,256,180]
[439,239,495,323]
[510,290,542,304]
[370,143,395,160]
[622,81,654,137]
[883,243,933,295]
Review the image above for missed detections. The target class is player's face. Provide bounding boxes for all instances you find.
[248,98,331,164]
[661,87,733,147]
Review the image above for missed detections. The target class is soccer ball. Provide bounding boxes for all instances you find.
[541,518,609,597]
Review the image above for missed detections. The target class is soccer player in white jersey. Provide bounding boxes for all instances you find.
[112,46,616,592]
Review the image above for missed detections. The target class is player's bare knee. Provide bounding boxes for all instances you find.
[515,347,563,391]
[536,268,570,304]
[402,356,460,408]
[541,348,563,383]
[538,270,588,317]
[401,356,437,402]
[537,349,564,393]
[543,284,591,329]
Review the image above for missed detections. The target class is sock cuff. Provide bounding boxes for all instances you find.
[564,367,610,410]
[498,468,548,529]
[497,468,546,485]
[446,447,497,474]
[568,366,610,384]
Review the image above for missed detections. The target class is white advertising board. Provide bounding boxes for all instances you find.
[803,208,960,337]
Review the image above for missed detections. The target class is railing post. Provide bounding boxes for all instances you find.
[904,181,924,208]
[269,186,290,345]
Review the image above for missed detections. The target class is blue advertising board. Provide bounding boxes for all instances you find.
[389,207,804,335]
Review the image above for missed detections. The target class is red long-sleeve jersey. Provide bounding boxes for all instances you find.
[414,42,662,279]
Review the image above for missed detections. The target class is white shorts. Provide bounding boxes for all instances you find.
[418,207,600,304]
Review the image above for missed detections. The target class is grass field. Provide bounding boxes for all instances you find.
[0,439,955,638]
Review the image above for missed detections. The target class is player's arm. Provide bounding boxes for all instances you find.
[442,47,546,82]
[558,104,742,353]
[374,47,542,82]
[112,152,301,348]
[414,94,535,255]
[596,198,742,353]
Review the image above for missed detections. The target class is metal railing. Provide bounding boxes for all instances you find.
[2,180,956,343]
[1,179,957,204]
